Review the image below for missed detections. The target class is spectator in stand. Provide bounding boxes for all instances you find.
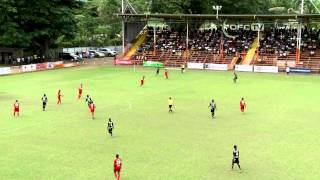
[17,57,21,65]
[310,50,315,57]
[135,26,320,63]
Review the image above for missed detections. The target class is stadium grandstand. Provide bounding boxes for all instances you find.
[2,1,320,179]
[116,13,320,73]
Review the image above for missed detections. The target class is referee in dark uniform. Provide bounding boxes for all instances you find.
[232,145,241,170]
[41,94,48,111]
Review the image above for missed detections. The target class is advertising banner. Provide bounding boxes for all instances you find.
[143,61,164,68]
[254,66,279,73]
[63,63,77,68]
[187,63,204,69]
[235,65,253,72]
[115,60,133,65]
[289,67,311,73]
[10,66,21,74]
[36,63,48,71]
[53,61,64,68]
[21,64,37,72]
[277,60,296,67]
[205,63,228,71]
[47,62,54,69]
[0,67,11,75]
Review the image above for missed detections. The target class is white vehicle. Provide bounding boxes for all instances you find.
[88,50,105,58]
[59,52,82,61]
[99,48,117,57]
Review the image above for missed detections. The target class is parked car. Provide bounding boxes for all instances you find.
[88,50,105,58]
[59,52,82,61]
[99,48,117,57]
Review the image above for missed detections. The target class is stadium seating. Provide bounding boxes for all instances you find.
[129,26,320,71]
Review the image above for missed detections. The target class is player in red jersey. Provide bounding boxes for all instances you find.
[57,90,62,104]
[113,154,122,180]
[89,102,96,119]
[13,100,20,117]
[78,84,83,99]
[240,97,246,112]
[164,69,169,79]
[140,76,145,87]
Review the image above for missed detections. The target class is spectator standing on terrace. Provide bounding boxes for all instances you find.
[27,56,31,64]
[17,57,21,65]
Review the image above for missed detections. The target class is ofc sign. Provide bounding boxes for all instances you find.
[223,22,264,31]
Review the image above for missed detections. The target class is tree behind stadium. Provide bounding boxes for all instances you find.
[150,0,271,14]
[0,0,81,58]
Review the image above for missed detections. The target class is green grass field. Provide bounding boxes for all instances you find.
[0,65,320,180]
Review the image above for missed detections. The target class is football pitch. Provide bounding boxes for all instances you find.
[0,65,320,180]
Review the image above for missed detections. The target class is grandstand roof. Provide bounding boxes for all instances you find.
[116,13,320,20]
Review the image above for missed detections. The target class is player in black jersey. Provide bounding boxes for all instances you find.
[107,118,114,137]
[41,94,48,111]
[85,95,93,107]
[156,67,160,76]
[233,71,238,83]
[232,145,241,170]
[208,99,217,118]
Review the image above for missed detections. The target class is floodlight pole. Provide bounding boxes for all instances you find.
[212,5,222,19]
[301,0,304,14]
[186,21,189,51]
[122,0,125,54]
[121,0,124,13]
[256,27,260,67]
[153,26,156,54]
[296,0,304,64]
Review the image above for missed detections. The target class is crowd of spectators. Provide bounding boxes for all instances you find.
[138,26,320,58]
[140,26,256,57]
[2,55,46,65]
[259,27,320,57]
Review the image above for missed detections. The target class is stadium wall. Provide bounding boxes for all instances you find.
[187,63,280,73]
[0,61,78,76]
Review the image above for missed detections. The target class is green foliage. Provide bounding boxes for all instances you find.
[67,0,122,47]
[0,0,80,56]
[151,0,271,14]
[1,0,320,51]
